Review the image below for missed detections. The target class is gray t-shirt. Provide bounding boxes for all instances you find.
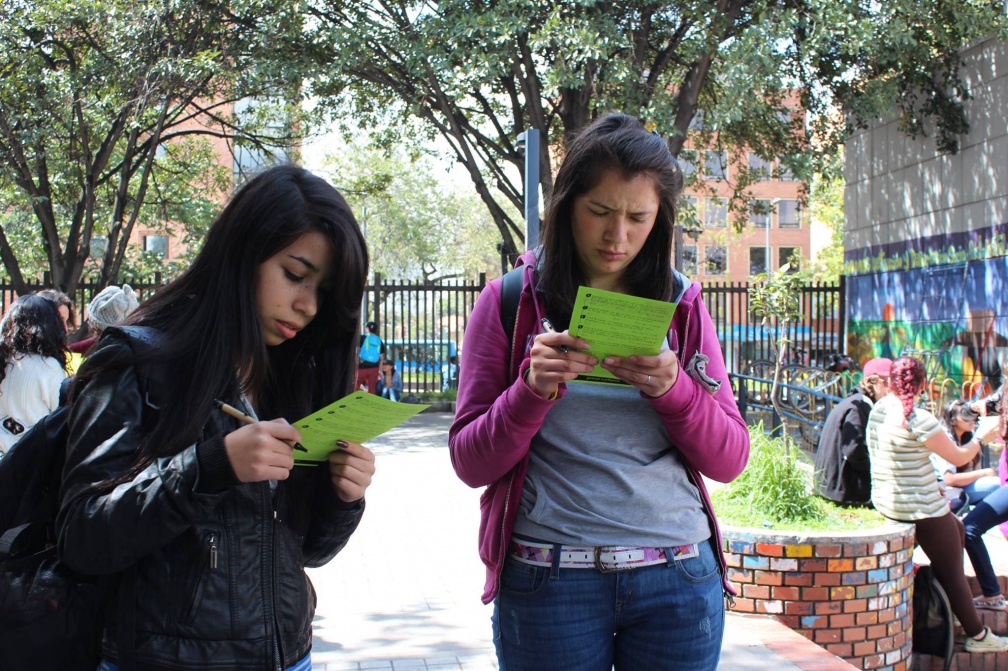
[512,381,710,547]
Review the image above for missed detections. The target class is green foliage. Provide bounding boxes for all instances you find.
[712,423,887,531]
[322,139,506,281]
[304,0,1007,256]
[0,0,312,294]
[715,424,823,525]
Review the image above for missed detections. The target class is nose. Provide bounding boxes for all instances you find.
[294,286,319,321]
[603,216,629,242]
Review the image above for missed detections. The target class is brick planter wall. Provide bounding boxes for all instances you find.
[722,522,915,671]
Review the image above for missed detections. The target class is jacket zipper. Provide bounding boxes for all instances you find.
[183,531,217,625]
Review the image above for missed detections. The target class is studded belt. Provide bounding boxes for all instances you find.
[510,539,701,573]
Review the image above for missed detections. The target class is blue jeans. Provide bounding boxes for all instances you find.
[492,539,725,671]
[963,484,1008,597]
[963,476,1001,504]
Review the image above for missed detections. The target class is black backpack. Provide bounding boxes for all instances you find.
[0,326,160,671]
[912,564,955,671]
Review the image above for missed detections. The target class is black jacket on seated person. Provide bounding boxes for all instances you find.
[56,327,364,670]
[814,388,873,506]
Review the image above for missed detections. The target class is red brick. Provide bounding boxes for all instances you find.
[784,601,814,615]
[754,570,783,586]
[801,558,829,572]
[867,623,888,639]
[828,558,854,572]
[845,542,868,556]
[817,572,842,586]
[813,628,842,643]
[772,586,800,601]
[853,640,878,656]
[815,544,843,557]
[803,587,830,601]
[830,585,856,600]
[843,626,867,642]
[731,597,755,613]
[843,598,869,613]
[743,584,771,600]
[830,613,856,628]
[815,601,844,615]
[727,568,752,584]
[784,572,813,586]
[825,642,853,657]
[724,552,741,568]
[862,654,885,669]
[755,542,785,557]
[857,611,880,625]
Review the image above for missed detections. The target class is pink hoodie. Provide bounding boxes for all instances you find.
[448,250,750,604]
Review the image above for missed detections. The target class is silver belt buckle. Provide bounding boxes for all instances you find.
[593,546,631,573]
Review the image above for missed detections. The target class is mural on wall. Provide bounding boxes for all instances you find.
[846,222,1008,397]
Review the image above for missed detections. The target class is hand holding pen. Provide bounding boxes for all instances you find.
[216,400,307,483]
[525,317,597,400]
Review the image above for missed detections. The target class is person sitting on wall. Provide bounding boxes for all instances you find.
[376,358,403,402]
[934,400,1001,512]
[813,357,892,506]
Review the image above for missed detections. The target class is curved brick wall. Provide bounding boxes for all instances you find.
[722,522,915,671]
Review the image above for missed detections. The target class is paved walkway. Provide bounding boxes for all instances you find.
[303,412,866,670]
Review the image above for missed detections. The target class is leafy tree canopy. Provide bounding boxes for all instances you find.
[0,0,311,295]
[320,138,506,282]
[305,0,1007,255]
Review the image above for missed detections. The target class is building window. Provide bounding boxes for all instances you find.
[704,245,727,275]
[778,199,800,229]
[144,235,169,259]
[91,235,108,256]
[704,199,727,229]
[750,199,771,228]
[678,150,697,179]
[682,244,698,275]
[704,150,727,180]
[748,153,772,180]
[777,157,796,181]
[779,246,801,271]
[749,247,768,276]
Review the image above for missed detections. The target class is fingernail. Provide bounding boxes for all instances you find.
[604,357,615,365]
[336,440,348,448]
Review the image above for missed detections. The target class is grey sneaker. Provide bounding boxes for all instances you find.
[964,627,1008,653]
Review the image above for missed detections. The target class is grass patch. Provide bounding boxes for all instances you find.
[712,422,888,532]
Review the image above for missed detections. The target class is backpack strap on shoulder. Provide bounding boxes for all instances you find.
[499,265,524,371]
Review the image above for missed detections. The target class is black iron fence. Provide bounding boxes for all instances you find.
[0,274,164,324]
[1,272,845,397]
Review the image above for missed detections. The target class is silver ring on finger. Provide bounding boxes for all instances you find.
[645,374,651,385]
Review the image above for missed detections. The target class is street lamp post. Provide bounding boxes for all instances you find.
[517,129,540,250]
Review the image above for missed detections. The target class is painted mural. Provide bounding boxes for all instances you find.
[845,222,1008,398]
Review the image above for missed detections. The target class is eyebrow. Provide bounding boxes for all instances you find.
[288,254,320,274]
[586,199,655,215]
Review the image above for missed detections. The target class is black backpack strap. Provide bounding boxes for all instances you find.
[500,265,524,369]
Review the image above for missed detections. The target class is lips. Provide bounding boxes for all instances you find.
[598,250,625,262]
[275,320,300,340]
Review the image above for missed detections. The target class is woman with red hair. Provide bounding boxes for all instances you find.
[867,356,1008,653]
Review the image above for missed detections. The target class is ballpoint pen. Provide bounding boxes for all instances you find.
[215,400,308,452]
[540,317,569,353]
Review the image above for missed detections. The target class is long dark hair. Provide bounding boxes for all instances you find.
[0,295,68,386]
[889,356,926,420]
[74,164,368,461]
[537,112,684,328]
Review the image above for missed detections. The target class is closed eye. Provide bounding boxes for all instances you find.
[284,269,304,283]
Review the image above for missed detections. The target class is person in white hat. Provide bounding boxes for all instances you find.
[68,284,140,356]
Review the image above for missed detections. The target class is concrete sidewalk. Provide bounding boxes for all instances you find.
[305,412,859,671]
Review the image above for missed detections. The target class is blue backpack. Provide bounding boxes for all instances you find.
[360,333,382,364]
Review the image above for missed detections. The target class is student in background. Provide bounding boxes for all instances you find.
[813,357,891,506]
[56,165,376,670]
[68,284,140,357]
[376,358,403,402]
[0,295,68,456]
[866,355,1008,653]
[356,320,385,394]
[37,288,75,336]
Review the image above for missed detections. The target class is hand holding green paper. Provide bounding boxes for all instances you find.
[292,392,430,465]
[570,286,676,385]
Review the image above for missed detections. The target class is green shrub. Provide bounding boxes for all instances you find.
[712,422,887,531]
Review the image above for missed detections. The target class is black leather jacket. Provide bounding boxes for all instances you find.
[57,328,364,670]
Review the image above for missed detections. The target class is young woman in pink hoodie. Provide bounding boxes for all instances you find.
[449,113,750,671]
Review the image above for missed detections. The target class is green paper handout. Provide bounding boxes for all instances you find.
[292,392,429,465]
[569,285,677,385]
